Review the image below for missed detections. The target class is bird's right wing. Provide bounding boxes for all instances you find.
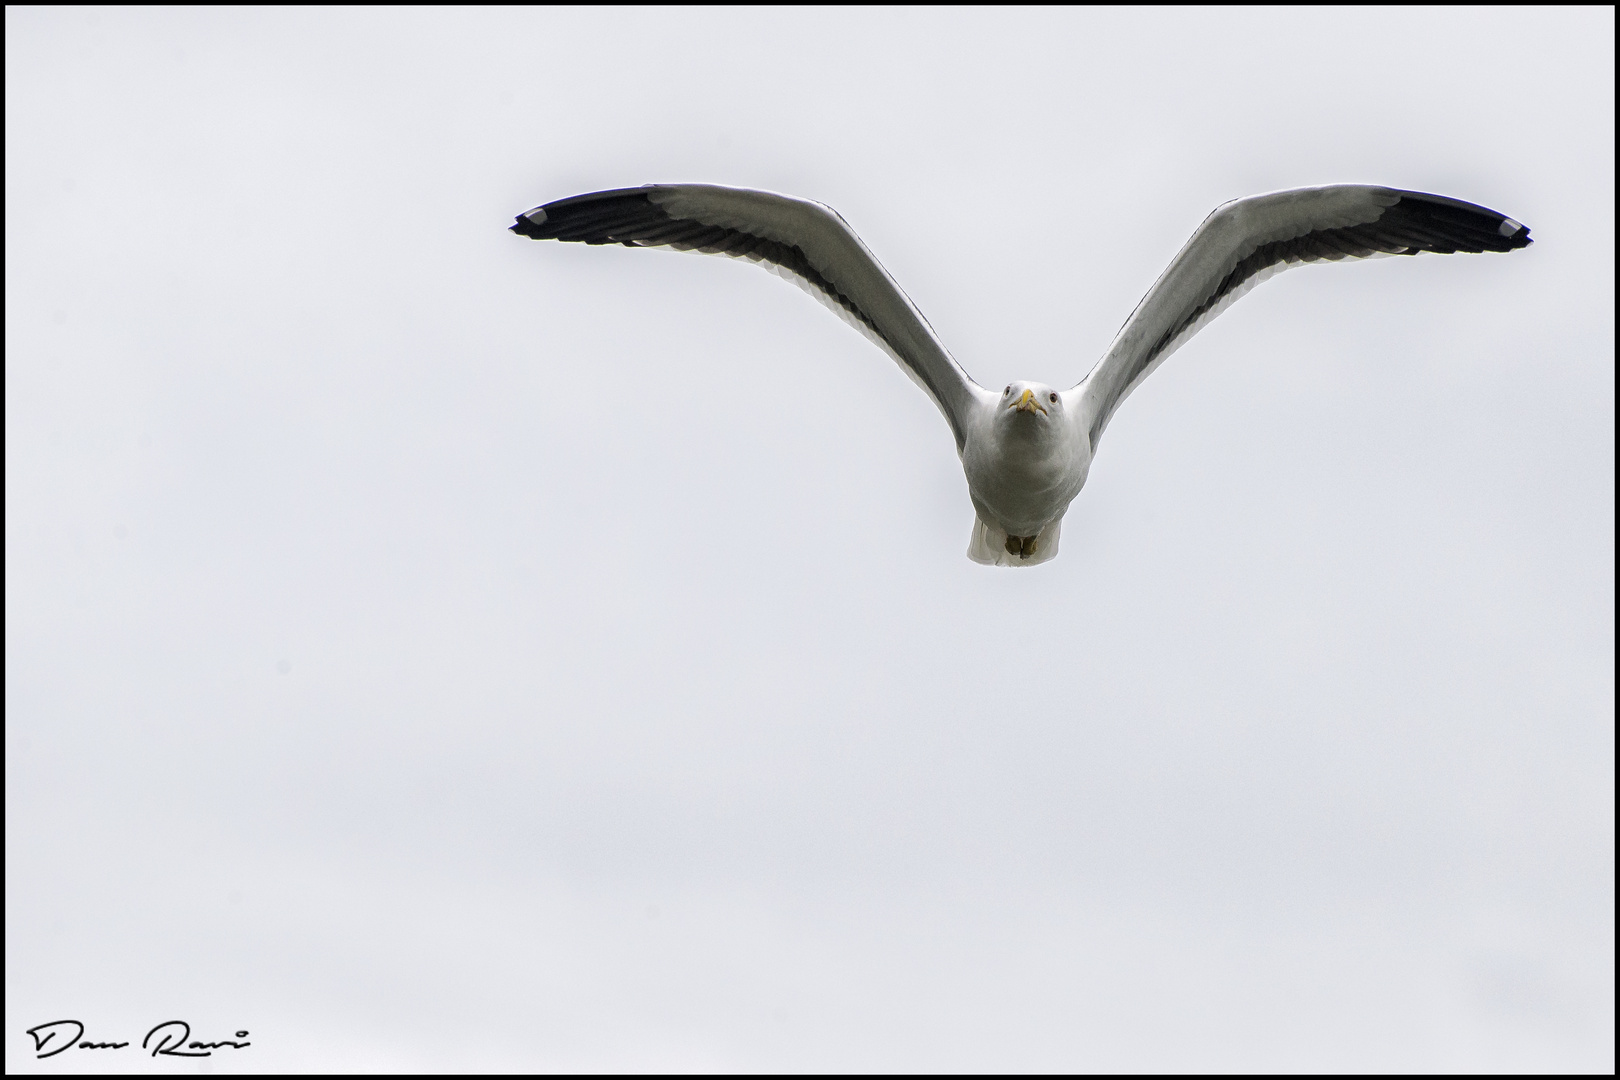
[1076,185,1532,450]
[512,184,990,452]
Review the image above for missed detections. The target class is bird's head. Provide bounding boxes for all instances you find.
[999,382,1064,426]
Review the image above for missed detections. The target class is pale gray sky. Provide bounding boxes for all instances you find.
[6,7,1614,1072]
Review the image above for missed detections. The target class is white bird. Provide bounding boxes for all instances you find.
[511,184,1531,566]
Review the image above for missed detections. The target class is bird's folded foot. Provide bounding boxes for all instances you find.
[1004,534,1039,559]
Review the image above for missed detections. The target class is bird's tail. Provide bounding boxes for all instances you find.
[967,515,1062,568]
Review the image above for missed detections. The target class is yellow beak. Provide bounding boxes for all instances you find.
[1012,388,1047,415]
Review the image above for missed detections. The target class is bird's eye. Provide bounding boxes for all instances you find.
[1004,386,1011,395]
[1049,392,1058,403]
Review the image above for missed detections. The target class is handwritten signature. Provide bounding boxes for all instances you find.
[25,1020,250,1059]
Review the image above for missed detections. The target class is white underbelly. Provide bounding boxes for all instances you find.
[966,455,1085,535]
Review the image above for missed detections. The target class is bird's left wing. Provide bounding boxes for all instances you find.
[512,184,988,451]
[1075,185,1532,450]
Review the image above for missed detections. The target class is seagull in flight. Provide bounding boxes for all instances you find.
[511,184,1530,566]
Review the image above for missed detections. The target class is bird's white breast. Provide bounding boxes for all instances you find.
[961,403,1090,537]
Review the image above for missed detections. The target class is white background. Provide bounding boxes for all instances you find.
[7,7,1613,1072]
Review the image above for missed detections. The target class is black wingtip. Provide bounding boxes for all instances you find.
[510,207,550,239]
[1498,217,1533,248]
[1389,190,1534,253]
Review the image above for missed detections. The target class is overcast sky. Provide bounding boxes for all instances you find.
[6,7,1614,1072]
